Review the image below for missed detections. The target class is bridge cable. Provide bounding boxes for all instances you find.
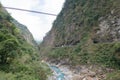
[3,6,57,16]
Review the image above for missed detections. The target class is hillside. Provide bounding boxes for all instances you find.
[41,0,120,80]
[0,3,50,80]
[12,19,38,47]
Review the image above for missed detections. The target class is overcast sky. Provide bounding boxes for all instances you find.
[0,0,65,41]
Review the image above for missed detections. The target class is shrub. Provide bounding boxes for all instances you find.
[105,71,120,80]
[0,39,19,64]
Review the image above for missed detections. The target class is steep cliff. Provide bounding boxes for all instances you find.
[41,0,120,78]
[12,19,38,47]
[40,0,120,80]
[0,3,49,80]
[42,0,120,47]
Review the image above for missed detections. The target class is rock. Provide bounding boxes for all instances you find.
[74,66,81,74]
[100,74,106,79]
[81,69,89,74]
[83,77,87,80]
[82,76,99,80]
[86,76,94,80]
[47,75,56,80]
[88,71,96,77]
[72,75,84,80]
[106,68,114,72]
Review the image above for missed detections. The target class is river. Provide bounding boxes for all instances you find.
[47,62,101,80]
[50,66,65,80]
[46,62,73,80]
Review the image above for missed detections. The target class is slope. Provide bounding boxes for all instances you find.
[0,3,50,80]
[41,0,120,79]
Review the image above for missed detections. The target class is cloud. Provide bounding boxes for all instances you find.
[0,0,65,41]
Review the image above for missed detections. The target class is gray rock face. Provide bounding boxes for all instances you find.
[42,0,120,48]
[93,14,120,43]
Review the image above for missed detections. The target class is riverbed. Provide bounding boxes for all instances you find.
[47,63,73,80]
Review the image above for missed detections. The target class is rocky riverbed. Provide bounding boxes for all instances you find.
[47,63,73,80]
[47,61,114,80]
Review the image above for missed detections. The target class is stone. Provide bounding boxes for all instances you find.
[81,69,89,74]
[72,75,84,80]
[86,76,94,80]
[83,78,87,80]
[88,71,96,77]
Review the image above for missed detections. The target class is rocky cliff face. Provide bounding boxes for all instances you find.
[41,0,120,79]
[93,12,120,43]
[42,0,120,47]
[41,0,120,68]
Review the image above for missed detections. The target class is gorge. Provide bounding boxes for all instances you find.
[0,0,120,80]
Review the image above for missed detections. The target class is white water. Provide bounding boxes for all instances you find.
[50,66,65,80]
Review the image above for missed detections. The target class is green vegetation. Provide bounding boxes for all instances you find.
[51,0,117,46]
[105,70,120,80]
[42,0,120,67]
[41,0,120,79]
[48,42,120,68]
[0,4,50,80]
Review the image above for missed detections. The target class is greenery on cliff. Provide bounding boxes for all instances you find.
[41,0,120,79]
[0,4,50,80]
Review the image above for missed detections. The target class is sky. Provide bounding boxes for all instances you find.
[0,0,65,41]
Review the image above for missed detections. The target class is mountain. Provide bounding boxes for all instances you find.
[12,19,37,47]
[41,0,120,79]
[42,0,120,47]
[0,3,50,80]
